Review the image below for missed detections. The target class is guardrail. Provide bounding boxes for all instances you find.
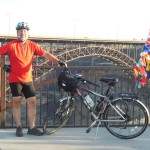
[0,66,150,128]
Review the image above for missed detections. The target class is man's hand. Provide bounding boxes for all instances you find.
[58,60,67,68]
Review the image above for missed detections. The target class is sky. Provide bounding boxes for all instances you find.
[0,0,150,40]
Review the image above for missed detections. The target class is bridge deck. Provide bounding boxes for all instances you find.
[0,127,149,150]
[0,35,145,44]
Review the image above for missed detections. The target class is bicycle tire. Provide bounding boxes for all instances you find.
[103,98,149,139]
[43,97,75,135]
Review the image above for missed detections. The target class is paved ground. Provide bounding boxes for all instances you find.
[0,127,149,150]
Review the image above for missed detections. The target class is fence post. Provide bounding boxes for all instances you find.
[0,55,6,127]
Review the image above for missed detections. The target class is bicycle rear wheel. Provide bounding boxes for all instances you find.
[43,97,75,135]
[103,99,149,139]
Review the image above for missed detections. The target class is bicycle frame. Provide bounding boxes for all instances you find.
[75,86,128,123]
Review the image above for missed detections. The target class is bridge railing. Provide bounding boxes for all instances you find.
[1,66,150,128]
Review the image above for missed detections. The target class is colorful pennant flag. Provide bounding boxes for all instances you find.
[134,30,150,88]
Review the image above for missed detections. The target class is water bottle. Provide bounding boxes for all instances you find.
[84,94,94,107]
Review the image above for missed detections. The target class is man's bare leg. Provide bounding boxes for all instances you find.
[26,96,36,129]
[12,96,23,137]
[26,96,44,136]
[12,96,22,127]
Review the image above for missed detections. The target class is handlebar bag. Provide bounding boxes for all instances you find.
[58,69,79,92]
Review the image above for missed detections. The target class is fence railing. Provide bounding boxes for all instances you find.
[1,66,150,128]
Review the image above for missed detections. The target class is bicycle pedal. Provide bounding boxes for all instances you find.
[86,127,91,133]
[96,120,100,124]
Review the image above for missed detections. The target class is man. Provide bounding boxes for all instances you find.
[0,22,67,137]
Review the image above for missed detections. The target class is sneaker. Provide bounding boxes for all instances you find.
[27,127,44,136]
[16,126,23,137]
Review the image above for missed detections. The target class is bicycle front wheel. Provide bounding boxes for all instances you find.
[43,97,75,135]
[103,98,149,139]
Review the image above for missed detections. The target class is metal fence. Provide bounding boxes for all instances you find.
[1,66,150,128]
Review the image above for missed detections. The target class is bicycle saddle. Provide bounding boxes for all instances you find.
[99,77,118,86]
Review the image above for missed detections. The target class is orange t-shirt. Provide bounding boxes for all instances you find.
[0,39,45,83]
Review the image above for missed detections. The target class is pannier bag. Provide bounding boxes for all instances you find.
[58,69,79,92]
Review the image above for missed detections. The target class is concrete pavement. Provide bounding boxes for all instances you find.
[0,127,150,150]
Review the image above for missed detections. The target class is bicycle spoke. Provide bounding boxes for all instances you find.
[104,99,148,139]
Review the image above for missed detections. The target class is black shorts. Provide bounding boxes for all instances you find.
[9,82,36,99]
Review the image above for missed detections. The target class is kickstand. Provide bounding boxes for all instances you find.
[94,121,101,141]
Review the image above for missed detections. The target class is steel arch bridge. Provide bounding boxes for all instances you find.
[57,46,136,67]
[34,45,137,83]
